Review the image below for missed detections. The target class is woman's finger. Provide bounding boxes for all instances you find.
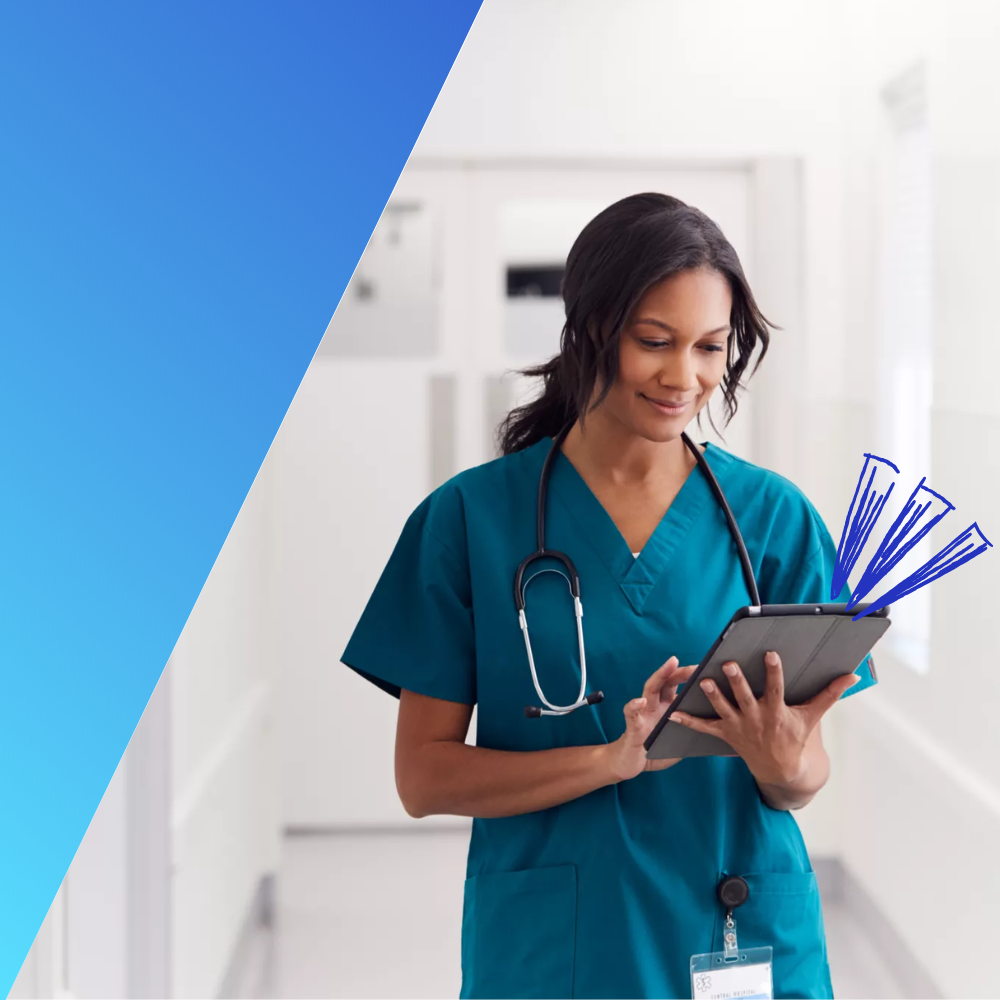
[798,673,860,724]
[645,756,682,771]
[763,650,785,709]
[660,664,697,699]
[669,711,725,737]
[624,696,647,720]
[666,664,697,684]
[622,697,648,737]
[720,661,759,718]
[643,656,679,707]
[699,678,738,722]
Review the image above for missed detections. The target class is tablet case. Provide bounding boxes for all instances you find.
[644,603,891,759]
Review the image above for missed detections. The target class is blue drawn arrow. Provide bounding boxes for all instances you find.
[851,522,993,619]
[846,477,955,611]
[832,453,900,600]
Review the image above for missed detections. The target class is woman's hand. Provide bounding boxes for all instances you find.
[669,651,860,808]
[606,656,697,782]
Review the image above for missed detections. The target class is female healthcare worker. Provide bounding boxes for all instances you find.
[341,193,874,1000]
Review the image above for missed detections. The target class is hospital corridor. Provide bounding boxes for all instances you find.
[9,1,1000,998]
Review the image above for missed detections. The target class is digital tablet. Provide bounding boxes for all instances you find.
[644,602,891,759]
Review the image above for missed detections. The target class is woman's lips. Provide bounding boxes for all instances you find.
[641,394,691,416]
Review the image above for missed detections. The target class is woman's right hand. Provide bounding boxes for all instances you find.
[606,656,697,781]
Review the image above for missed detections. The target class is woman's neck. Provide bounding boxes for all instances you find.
[559,413,700,489]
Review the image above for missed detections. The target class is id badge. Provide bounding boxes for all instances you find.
[690,915,773,1000]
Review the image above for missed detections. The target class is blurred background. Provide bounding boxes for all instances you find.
[10,0,999,996]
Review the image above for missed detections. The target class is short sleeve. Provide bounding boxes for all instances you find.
[773,501,877,699]
[341,501,476,705]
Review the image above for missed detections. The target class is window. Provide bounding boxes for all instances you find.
[874,61,932,673]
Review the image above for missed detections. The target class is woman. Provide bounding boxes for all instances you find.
[342,193,874,999]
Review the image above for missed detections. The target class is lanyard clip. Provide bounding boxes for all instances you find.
[717,875,750,963]
[723,910,739,961]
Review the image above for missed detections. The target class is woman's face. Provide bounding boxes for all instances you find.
[598,266,733,443]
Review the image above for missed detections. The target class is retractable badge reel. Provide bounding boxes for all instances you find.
[690,876,774,1000]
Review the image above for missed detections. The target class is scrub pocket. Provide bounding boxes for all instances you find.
[460,864,577,1000]
[727,871,833,1000]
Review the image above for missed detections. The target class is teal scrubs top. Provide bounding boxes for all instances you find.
[342,437,875,1000]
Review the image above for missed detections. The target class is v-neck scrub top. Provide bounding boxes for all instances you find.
[342,437,875,1000]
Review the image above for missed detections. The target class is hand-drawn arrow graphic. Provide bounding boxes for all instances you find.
[832,453,900,600]
[846,476,955,610]
[834,452,993,622]
[850,521,993,620]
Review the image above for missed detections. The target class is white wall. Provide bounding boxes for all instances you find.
[832,2,1000,995]
[168,446,282,998]
[273,361,432,827]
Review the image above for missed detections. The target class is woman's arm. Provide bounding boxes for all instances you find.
[395,692,614,818]
[394,658,696,819]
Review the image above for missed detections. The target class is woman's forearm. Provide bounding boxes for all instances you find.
[397,740,619,819]
[394,669,692,820]
[755,737,830,811]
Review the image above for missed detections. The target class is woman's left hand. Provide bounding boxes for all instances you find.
[670,651,860,794]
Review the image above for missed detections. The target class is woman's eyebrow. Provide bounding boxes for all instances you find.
[632,318,732,336]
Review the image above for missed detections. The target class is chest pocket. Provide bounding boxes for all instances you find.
[461,865,578,1000]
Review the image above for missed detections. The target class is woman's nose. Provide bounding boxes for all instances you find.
[658,351,700,392]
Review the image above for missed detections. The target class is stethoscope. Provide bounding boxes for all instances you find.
[515,425,762,718]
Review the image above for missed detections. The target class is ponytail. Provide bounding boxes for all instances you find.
[496,357,576,455]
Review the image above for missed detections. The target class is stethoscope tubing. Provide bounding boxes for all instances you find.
[518,580,588,715]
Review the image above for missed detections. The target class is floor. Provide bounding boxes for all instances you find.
[235,830,911,1000]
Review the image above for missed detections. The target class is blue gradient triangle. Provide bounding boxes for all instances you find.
[0,1,482,990]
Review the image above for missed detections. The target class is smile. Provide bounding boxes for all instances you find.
[641,394,691,416]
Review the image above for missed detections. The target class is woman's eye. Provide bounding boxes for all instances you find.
[637,338,724,353]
